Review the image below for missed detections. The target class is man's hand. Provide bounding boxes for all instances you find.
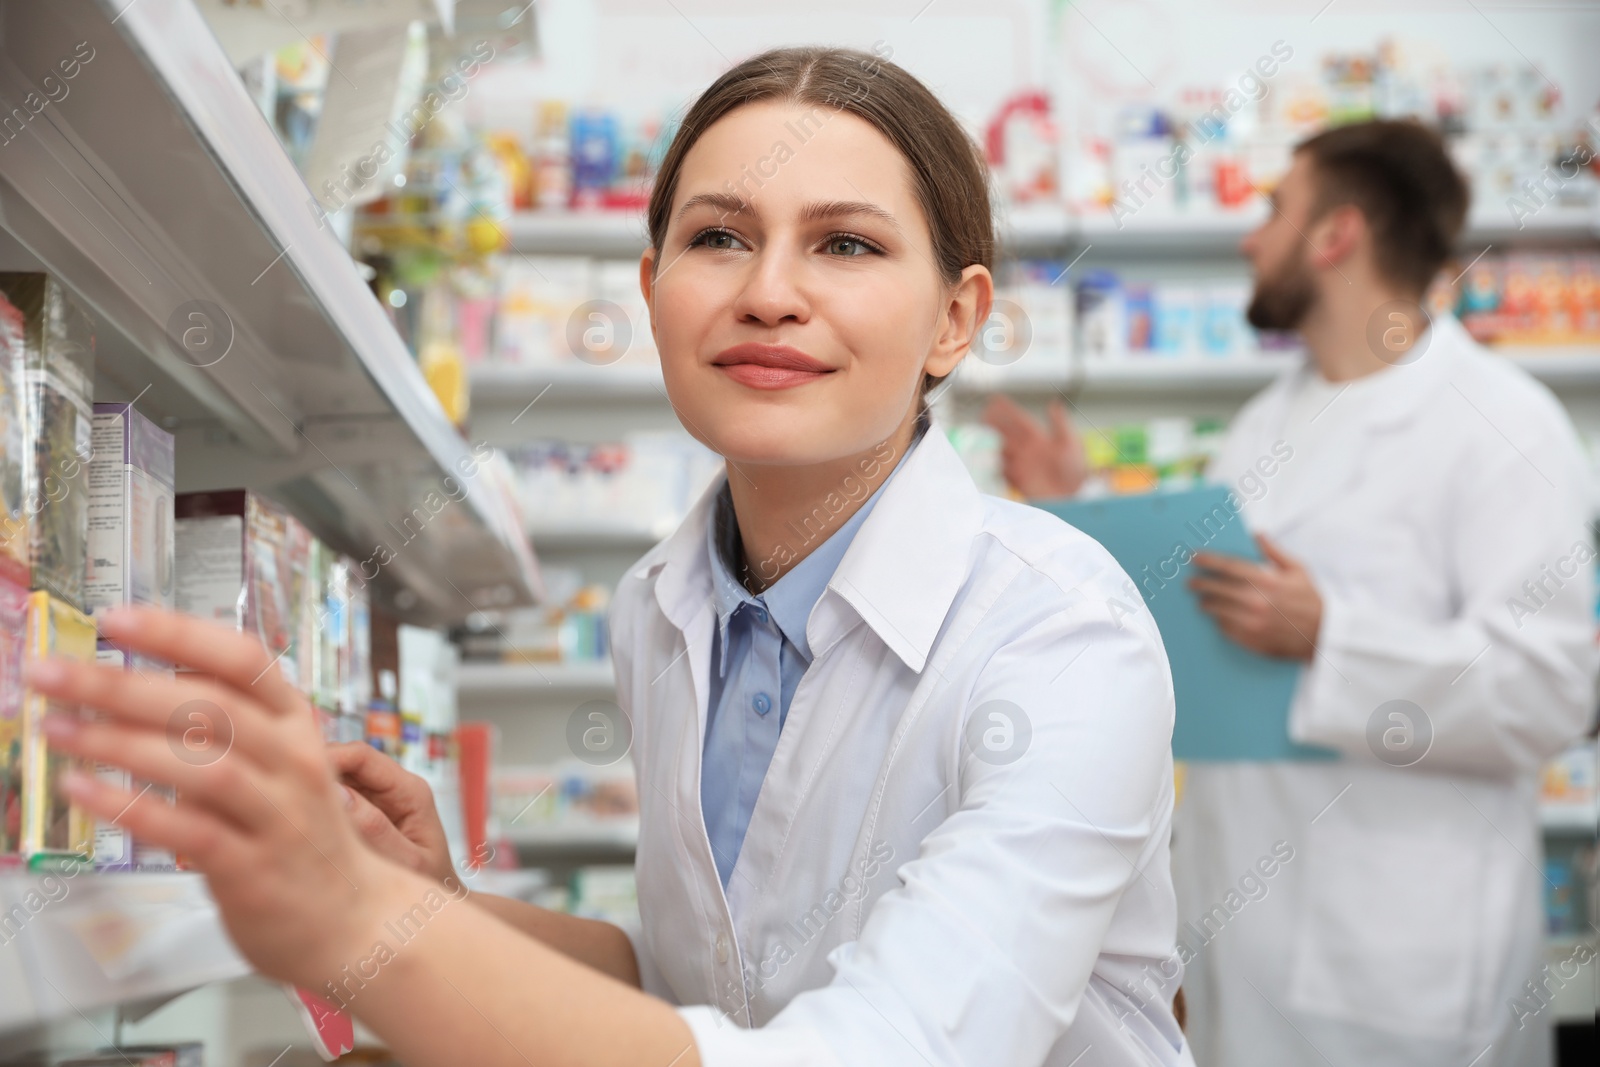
[329,741,457,886]
[982,395,1088,499]
[1189,534,1323,660]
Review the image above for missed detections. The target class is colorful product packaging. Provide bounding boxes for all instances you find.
[0,291,26,572]
[86,402,176,615]
[21,590,96,865]
[303,537,338,733]
[174,490,311,687]
[0,557,27,856]
[92,642,177,871]
[0,274,96,609]
[337,555,373,744]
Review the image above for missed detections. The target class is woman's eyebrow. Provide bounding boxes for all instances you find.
[673,194,901,235]
[675,191,752,221]
[800,200,902,234]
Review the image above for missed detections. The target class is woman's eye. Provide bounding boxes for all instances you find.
[823,235,878,257]
[689,228,747,251]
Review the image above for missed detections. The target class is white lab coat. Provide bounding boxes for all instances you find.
[1176,313,1597,1067]
[610,428,1196,1067]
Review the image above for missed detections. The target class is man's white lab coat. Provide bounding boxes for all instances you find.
[1178,313,1597,1067]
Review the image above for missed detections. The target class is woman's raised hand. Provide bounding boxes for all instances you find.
[328,741,457,886]
[25,604,423,990]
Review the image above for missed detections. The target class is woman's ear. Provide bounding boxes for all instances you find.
[638,248,659,339]
[926,263,994,380]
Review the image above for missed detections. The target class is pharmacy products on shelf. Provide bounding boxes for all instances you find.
[491,255,659,367]
[20,591,95,864]
[0,557,26,856]
[0,274,96,610]
[511,433,721,539]
[93,643,176,872]
[86,404,176,617]
[0,289,23,572]
[1076,270,1280,360]
[174,491,311,689]
[1452,253,1600,347]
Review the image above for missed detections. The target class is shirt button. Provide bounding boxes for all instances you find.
[752,692,772,715]
[753,607,768,624]
[715,933,730,964]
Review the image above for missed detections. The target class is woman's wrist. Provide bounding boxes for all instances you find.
[294,854,438,995]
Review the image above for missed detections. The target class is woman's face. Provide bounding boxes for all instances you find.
[641,100,989,467]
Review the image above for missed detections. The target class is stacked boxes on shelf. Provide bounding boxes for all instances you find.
[1449,253,1600,348]
[1075,271,1285,361]
[0,274,101,871]
[453,566,610,667]
[86,401,177,869]
[493,762,638,842]
[1067,42,1598,223]
[0,273,469,873]
[491,255,656,368]
[172,493,455,765]
[509,432,721,539]
[960,259,1075,388]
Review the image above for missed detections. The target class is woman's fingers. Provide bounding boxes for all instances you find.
[95,605,307,719]
[329,741,423,809]
[343,787,431,870]
[60,768,239,869]
[44,716,280,831]
[22,657,293,771]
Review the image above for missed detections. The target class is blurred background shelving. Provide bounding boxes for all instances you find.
[0,1,1596,1064]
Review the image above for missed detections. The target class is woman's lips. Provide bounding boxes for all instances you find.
[712,344,835,390]
[716,362,831,389]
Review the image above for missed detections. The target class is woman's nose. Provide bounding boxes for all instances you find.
[732,245,811,326]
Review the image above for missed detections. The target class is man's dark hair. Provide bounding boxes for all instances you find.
[1295,119,1470,296]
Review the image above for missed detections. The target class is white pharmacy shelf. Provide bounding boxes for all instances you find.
[504,210,653,257]
[502,818,639,851]
[502,206,1076,257]
[1067,203,1597,252]
[458,660,618,697]
[469,345,1600,408]
[1500,349,1600,389]
[0,0,540,624]
[499,202,1597,259]
[529,521,670,550]
[0,872,248,1035]
[1540,801,1598,835]
[1073,355,1300,394]
[471,361,667,402]
[1541,933,1599,1024]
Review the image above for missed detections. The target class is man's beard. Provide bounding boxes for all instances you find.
[1246,248,1316,332]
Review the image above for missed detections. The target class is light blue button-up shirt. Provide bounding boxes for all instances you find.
[700,428,922,888]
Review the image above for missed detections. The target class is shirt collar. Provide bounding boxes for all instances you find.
[644,411,980,675]
[702,418,925,676]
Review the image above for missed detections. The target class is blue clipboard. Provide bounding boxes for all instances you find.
[1035,486,1336,761]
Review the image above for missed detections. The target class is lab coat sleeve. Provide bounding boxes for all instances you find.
[677,594,1180,1067]
[1289,400,1598,778]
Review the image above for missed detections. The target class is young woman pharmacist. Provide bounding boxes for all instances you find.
[29,48,1192,1067]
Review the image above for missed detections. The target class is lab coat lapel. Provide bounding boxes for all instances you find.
[642,474,728,889]
[1257,319,1459,537]
[817,429,986,672]
[727,429,986,905]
